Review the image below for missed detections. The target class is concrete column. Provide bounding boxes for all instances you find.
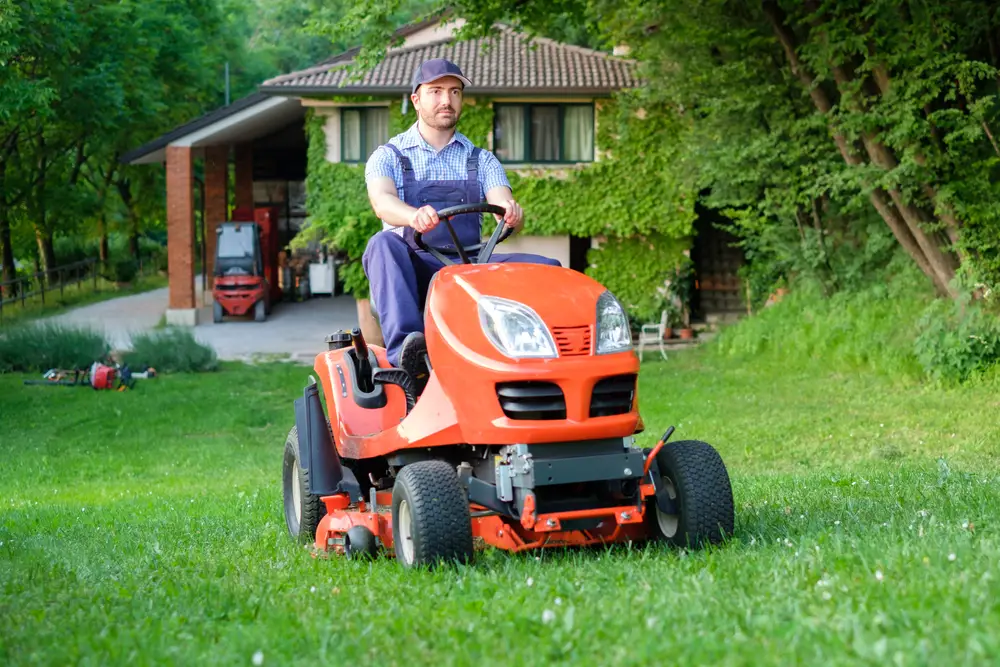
[234,143,254,212]
[204,144,229,291]
[165,145,197,325]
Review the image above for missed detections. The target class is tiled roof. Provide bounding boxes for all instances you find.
[261,27,639,95]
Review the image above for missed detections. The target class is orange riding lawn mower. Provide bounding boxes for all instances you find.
[282,204,735,567]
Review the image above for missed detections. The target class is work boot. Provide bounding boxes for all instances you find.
[398,331,430,396]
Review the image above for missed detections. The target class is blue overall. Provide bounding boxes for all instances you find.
[362,144,561,367]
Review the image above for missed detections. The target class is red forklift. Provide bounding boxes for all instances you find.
[212,207,281,323]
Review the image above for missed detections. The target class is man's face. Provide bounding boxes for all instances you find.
[412,76,464,131]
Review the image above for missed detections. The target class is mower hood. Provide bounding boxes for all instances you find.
[425,262,630,364]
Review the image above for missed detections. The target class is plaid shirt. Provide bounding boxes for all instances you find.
[364,123,511,234]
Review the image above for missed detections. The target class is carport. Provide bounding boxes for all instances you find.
[121,93,308,326]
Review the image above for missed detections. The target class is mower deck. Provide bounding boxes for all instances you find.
[314,483,658,557]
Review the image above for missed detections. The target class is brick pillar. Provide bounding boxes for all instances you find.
[204,145,229,290]
[166,146,195,315]
[234,143,254,212]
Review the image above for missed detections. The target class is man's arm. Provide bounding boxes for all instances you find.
[480,151,524,233]
[365,146,440,233]
[367,176,418,228]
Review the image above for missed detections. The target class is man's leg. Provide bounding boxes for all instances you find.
[491,252,563,268]
[361,231,436,367]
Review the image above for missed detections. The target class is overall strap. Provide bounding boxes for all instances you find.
[465,147,481,200]
[385,144,416,187]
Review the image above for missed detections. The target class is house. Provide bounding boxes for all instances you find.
[121,15,745,329]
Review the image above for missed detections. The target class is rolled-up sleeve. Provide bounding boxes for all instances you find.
[365,146,396,183]
[479,150,511,195]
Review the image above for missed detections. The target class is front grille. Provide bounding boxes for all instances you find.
[552,325,592,356]
[497,382,566,420]
[590,375,636,417]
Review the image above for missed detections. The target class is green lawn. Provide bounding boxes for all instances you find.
[1,353,998,665]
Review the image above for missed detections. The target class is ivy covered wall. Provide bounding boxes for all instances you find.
[300,94,695,321]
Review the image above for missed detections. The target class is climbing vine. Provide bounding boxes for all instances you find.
[586,234,690,325]
[301,94,694,306]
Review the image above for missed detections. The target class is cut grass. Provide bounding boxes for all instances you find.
[1,354,999,665]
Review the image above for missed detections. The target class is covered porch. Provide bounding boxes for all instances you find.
[121,94,317,326]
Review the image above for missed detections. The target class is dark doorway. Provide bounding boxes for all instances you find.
[569,235,591,273]
[690,204,745,322]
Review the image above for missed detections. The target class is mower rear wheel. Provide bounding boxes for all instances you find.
[391,461,473,567]
[646,439,734,548]
[213,302,223,323]
[282,426,324,544]
[254,299,266,322]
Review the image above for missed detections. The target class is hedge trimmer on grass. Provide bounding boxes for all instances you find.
[23,361,157,391]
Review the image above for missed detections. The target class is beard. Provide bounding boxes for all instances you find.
[420,105,460,130]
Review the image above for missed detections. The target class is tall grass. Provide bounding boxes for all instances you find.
[0,323,110,373]
[709,261,1000,385]
[709,269,932,378]
[123,327,219,373]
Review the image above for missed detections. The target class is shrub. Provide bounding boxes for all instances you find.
[123,328,219,373]
[0,323,110,373]
[105,257,140,284]
[914,298,1000,384]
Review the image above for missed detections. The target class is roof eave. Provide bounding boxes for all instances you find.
[259,85,629,97]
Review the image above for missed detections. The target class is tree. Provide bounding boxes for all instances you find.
[328,0,1000,300]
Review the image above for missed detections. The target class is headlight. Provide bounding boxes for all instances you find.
[595,290,632,354]
[478,296,558,359]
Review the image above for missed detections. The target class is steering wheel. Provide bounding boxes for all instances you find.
[412,203,516,266]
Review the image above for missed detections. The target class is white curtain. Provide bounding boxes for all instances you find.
[531,106,560,161]
[563,105,594,162]
[495,106,525,161]
[365,108,389,159]
[341,110,361,162]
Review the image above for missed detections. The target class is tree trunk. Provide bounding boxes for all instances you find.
[830,64,960,295]
[35,229,55,285]
[116,177,141,258]
[97,216,110,262]
[0,159,16,292]
[762,0,950,296]
[867,63,966,250]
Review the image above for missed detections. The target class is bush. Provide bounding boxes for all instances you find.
[123,328,218,373]
[105,257,139,284]
[914,298,1000,384]
[0,323,110,373]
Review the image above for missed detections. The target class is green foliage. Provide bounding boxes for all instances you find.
[104,257,139,284]
[711,258,934,378]
[914,298,1000,384]
[0,323,109,373]
[586,234,688,325]
[123,328,219,374]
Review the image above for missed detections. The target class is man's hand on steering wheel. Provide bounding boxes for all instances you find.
[410,205,440,233]
[494,199,524,235]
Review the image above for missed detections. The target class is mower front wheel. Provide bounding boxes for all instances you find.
[646,439,734,548]
[254,299,266,322]
[282,426,324,544]
[213,301,223,323]
[391,461,473,567]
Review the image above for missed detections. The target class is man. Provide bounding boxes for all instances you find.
[363,58,560,376]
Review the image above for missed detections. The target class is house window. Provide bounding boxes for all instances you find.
[493,104,595,163]
[341,107,389,162]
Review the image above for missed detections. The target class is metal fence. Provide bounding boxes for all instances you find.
[0,256,155,323]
